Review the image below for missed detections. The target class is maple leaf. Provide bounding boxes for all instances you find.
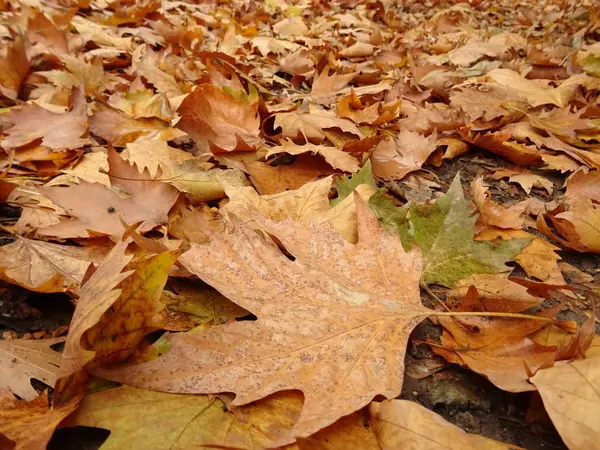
[488,168,553,195]
[0,238,106,294]
[98,196,429,445]
[564,170,600,203]
[38,147,179,238]
[176,84,262,153]
[476,229,565,284]
[530,356,600,450]
[371,130,439,181]
[309,65,358,104]
[1,88,88,150]
[266,139,360,173]
[224,176,375,244]
[370,175,529,287]
[0,337,63,401]
[331,160,378,206]
[0,391,79,450]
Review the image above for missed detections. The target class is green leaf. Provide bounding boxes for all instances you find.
[582,54,600,77]
[368,190,411,249]
[370,174,530,287]
[331,160,377,206]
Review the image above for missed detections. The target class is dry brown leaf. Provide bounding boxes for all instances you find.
[266,139,360,173]
[564,170,600,203]
[59,239,133,377]
[38,147,179,238]
[489,168,553,195]
[0,31,30,101]
[370,399,517,449]
[530,357,600,450]
[471,177,524,230]
[177,84,262,153]
[244,155,333,195]
[0,391,79,450]
[224,176,375,243]
[483,69,600,108]
[89,104,183,146]
[538,199,600,253]
[432,314,555,392]
[272,110,363,144]
[0,338,63,401]
[1,88,88,150]
[98,196,429,445]
[309,66,357,104]
[0,238,106,294]
[371,130,438,181]
[448,274,543,313]
[477,229,564,284]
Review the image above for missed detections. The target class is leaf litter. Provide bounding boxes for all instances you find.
[0,0,599,449]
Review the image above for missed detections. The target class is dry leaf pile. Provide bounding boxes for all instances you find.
[0,0,599,448]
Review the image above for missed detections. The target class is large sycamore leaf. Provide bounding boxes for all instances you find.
[530,357,600,450]
[0,391,79,450]
[99,196,429,445]
[0,338,63,401]
[370,175,529,287]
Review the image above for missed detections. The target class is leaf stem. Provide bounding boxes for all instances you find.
[427,311,555,323]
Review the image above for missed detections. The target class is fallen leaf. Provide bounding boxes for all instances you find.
[309,65,357,104]
[0,391,79,450]
[98,196,429,445]
[538,199,600,253]
[1,88,88,150]
[81,249,180,369]
[471,177,524,230]
[177,84,262,153]
[489,168,554,195]
[331,160,377,206]
[564,170,600,203]
[371,130,439,181]
[59,240,132,376]
[370,399,517,449]
[224,176,374,243]
[0,338,63,401]
[89,104,183,146]
[476,229,564,284]
[433,314,555,392]
[0,238,106,294]
[38,147,179,238]
[385,175,529,287]
[272,110,363,144]
[531,357,600,450]
[0,31,30,101]
[244,155,333,195]
[266,139,360,173]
